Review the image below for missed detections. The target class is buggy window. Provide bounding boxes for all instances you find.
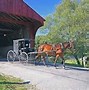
[25,40,29,48]
[19,41,24,49]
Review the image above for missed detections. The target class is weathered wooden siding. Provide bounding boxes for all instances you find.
[0,0,45,25]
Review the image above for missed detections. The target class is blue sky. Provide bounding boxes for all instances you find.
[24,0,62,35]
[24,0,62,17]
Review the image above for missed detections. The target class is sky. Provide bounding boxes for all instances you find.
[24,0,62,35]
[24,0,62,17]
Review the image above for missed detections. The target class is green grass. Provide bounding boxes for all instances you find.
[65,59,83,67]
[47,57,89,68]
[0,74,38,90]
[85,61,89,68]
[65,59,89,68]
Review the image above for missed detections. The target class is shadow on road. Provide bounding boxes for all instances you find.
[0,58,7,62]
[64,66,89,71]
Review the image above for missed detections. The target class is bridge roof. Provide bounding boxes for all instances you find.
[0,0,45,29]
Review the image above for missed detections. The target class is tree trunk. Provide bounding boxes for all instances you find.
[73,54,80,65]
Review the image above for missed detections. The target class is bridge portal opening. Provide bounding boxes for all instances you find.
[0,23,29,58]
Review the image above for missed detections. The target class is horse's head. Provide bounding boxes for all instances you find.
[62,41,74,49]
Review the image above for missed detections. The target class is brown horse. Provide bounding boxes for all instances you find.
[35,41,74,68]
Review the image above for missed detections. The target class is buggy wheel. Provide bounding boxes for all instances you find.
[20,52,28,63]
[7,50,16,62]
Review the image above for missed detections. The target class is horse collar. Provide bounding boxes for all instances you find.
[60,43,64,49]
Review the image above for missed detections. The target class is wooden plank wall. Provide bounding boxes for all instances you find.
[0,0,44,25]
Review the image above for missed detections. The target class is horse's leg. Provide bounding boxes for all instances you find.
[35,54,41,65]
[34,55,38,65]
[41,55,46,66]
[54,55,59,67]
[61,57,65,68]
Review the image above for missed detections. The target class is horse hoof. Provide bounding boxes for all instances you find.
[62,66,65,69]
[43,63,46,66]
[54,65,57,68]
[54,63,56,67]
[55,67,59,69]
[46,65,49,67]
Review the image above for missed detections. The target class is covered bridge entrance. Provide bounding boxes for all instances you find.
[0,0,45,58]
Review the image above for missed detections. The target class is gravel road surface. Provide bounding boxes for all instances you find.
[0,62,89,90]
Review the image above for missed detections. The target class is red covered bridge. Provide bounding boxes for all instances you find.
[0,0,45,58]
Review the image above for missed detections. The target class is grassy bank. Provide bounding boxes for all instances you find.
[65,59,89,68]
[48,57,89,68]
[0,74,38,90]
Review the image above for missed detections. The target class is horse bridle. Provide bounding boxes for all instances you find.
[61,42,71,51]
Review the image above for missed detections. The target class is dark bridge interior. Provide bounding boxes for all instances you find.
[0,22,25,47]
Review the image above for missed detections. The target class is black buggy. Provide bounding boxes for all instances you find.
[7,39,36,63]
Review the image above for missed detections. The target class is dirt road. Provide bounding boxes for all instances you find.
[0,62,89,90]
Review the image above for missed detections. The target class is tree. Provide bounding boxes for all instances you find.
[36,0,89,65]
